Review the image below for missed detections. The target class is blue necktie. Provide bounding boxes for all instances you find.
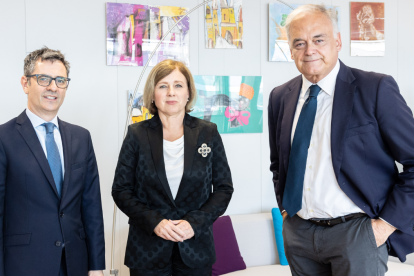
[283,84,321,216]
[43,123,63,197]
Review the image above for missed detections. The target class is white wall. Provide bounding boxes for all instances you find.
[0,0,413,274]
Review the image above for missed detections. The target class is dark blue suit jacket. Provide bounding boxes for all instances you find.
[0,111,105,276]
[268,60,414,262]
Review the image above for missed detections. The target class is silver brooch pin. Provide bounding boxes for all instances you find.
[198,143,211,157]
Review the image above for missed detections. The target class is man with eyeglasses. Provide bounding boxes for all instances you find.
[0,47,105,276]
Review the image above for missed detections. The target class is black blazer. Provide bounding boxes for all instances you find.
[0,111,105,276]
[268,60,414,261]
[112,114,233,269]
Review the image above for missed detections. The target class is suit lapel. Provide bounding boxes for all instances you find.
[147,115,177,207]
[59,119,71,203]
[331,61,356,179]
[280,76,302,172]
[176,114,199,200]
[16,111,60,198]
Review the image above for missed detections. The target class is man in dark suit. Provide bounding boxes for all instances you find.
[0,47,105,276]
[268,4,414,275]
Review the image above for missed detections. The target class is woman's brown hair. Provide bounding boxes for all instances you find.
[143,59,197,115]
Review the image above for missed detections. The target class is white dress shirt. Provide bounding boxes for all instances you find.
[291,60,363,219]
[26,108,65,176]
[163,136,184,199]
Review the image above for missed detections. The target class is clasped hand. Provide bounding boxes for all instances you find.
[154,219,195,242]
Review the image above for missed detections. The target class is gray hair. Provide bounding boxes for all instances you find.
[285,4,339,41]
[24,47,70,80]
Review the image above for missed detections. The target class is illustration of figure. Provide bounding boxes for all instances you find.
[225,83,253,127]
[117,15,133,60]
[206,4,215,48]
[133,7,150,65]
[129,94,153,124]
[270,15,288,41]
[356,5,384,41]
[271,15,291,61]
[202,94,230,122]
[201,82,253,128]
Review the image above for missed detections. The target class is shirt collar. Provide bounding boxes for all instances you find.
[26,108,59,129]
[301,59,340,98]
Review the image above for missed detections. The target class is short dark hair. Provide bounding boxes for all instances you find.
[24,47,70,79]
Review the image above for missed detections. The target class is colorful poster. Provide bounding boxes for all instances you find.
[106,3,190,66]
[128,90,153,124]
[205,0,243,49]
[350,2,384,56]
[190,76,263,134]
[269,2,340,62]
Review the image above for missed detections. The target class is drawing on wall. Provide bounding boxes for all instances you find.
[350,2,384,56]
[205,0,243,49]
[269,2,340,62]
[128,90,153,124]
[190,76,263,134]
[106,3,190,66]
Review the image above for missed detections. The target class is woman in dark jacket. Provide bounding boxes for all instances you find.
[112,59,234,276]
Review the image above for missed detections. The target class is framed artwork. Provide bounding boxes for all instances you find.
[190,76,263,134]
[205,0,243,49]
[106,3,190,66]
[269,2,340,62]
[350,2,385,56]
[128,90,153,124]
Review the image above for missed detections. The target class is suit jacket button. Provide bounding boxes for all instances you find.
[60,212,64,217]
[55,241,62,247]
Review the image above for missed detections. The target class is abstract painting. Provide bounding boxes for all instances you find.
[269,2,340,62]
[205,0,243,49]
[350,2,384,56]
[190,76,263,134]
[106,3,190,66]
[128,90,153,124]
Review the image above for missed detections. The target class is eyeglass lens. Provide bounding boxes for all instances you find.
[37,75,69,88]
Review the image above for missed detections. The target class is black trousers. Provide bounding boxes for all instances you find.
[283,215,388,276]
[129,243,212,276]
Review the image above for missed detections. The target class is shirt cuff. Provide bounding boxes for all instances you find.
[281,210,286,214]
[379,217,397,230]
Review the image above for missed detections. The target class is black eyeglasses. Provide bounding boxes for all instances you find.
[26,74,71,89]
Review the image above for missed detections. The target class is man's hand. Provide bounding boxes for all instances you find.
[88,271,104,276]
[170,220,195,240]
[282,211,289,222]
[154,219,186,242]
[371,219,396,247]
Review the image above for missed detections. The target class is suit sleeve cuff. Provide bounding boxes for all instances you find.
[379,217,397,230]
[147,216,165,236]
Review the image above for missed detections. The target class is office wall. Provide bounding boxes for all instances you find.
[0,0,413,274]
